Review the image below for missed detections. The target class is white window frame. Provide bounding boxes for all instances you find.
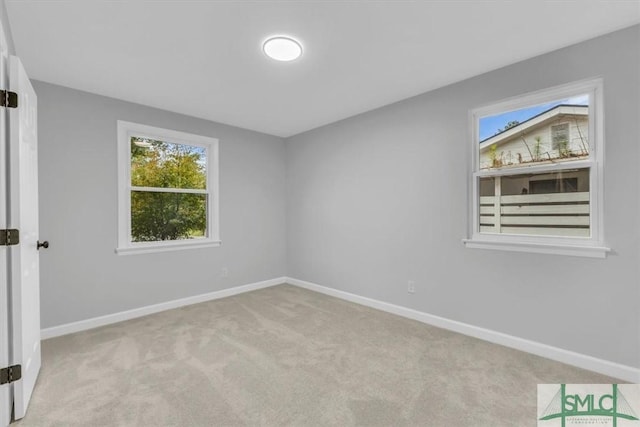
[116,121,220,255]
[463,78,610,258]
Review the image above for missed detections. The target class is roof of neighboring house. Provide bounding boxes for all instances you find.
[479,104,588,148]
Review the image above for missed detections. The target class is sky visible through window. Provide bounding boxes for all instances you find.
[479,94,588,141]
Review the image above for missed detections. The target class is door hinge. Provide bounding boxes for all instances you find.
[0,365,21,385]
[0,90,17,108]
[0,229,19,246]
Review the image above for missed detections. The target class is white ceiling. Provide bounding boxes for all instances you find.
[6,1,640,138]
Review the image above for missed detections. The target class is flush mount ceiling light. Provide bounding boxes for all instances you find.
[263,36,303,62]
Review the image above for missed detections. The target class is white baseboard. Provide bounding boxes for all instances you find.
[285,277,640,383]
[41,277,287,340]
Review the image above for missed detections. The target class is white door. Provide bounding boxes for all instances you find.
[8,55,40,421]
[0,25,10,427]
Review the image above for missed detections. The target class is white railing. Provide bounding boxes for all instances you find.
[479,192,590,237]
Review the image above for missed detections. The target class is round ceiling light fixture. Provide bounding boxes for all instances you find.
[263,36,303,62]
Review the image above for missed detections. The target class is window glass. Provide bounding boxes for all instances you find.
[131,192,207,242]
[131,137,207,190]
[129,137,208,243]
[479,96,589,171]
[479,169,590,238]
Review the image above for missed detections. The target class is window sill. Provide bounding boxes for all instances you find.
[116,240,221,256]
[462,238,610,258]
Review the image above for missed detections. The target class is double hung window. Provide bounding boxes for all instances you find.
[464,79,608,257]
[117,121,220,254]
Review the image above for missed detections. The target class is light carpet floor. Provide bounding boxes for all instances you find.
[16,284,617,426]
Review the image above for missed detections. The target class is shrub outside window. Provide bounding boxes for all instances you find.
[117,121,220,255]
[464,79,609,258]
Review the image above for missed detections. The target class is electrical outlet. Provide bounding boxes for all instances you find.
[220,267,229,278]
[407,280,416,294]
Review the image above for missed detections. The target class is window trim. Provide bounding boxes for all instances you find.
[116,121,220,255]
[464,78,609,258]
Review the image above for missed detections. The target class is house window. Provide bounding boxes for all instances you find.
[551,123,570,152]
[117,121,220,254]
[464,79,609,258]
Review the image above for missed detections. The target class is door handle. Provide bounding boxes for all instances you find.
[37,240,49,250]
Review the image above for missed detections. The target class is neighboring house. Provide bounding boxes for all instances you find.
[479,104,589,170]
[479,104,589,196]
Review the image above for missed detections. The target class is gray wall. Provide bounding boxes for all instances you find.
[286,25,640,368]
[0,0,14,55]
[35,81,287,328]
